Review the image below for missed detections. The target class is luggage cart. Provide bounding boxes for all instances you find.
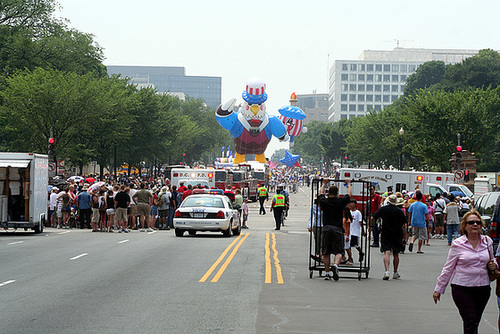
[308,177,371,280]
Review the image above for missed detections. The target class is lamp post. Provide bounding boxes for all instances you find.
[399,127,404,170]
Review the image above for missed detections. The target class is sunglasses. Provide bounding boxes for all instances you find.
[466,220,481,225]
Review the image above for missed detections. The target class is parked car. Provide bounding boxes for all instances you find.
[474,191,500,246]
[173,194,241,237]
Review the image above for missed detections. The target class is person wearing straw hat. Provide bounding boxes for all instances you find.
[372,194,407,280]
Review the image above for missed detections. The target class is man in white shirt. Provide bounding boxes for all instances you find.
[346,200,365,263]
[49,188,59,227]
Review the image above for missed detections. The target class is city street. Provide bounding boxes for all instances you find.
[1,186,499,333]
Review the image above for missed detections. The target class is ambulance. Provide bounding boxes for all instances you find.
[337,168,454,199]
[170,168,215,189]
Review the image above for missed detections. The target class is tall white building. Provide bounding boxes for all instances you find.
[328,48,479,122]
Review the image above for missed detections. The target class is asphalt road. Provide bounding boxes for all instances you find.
[1,186,499,333]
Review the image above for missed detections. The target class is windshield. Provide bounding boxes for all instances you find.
[254,172,265,180]
[215,171,226,182]
[459,185,474,198]
[233,172,243,182]
[182,197,224,208]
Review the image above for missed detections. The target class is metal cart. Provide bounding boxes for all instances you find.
[308,178,372,280]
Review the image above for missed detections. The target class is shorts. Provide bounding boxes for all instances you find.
[159,209,169,218]
[129,204,137,217]
[150,205,158,216]
[344,235,350,250]
[434,214,444,227]
[350,235,359,248]
[106,208,115,216]
[381,237,403,253]
[321,225,344,256]
[115,208,128,222]
[57,210,63,219]
[91,208,100,223]
[412,226,428,240]
[428,220,434,229]
[136,203,150,217]
[243,214,248,222]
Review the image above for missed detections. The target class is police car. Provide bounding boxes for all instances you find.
[173,194,241,237]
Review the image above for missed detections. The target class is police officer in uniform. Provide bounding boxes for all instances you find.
[271,188,286,230]
[257,184,268,215]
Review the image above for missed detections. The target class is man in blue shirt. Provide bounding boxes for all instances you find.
[407,191,429,254]
[77,185,92,229]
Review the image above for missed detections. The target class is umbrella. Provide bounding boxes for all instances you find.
[67,176,84,183]
[88,181,105,193]
[85,177,96,183]
[450,190,467,198]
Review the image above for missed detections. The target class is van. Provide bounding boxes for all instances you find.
[474,191,500,246]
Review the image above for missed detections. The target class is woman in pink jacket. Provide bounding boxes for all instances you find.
[433,210,497,334]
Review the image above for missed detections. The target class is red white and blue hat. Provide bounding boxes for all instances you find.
[242,78,268,104]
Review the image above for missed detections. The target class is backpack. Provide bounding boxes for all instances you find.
[155,194,163,207]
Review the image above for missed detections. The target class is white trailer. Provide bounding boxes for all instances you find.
[337,168,454,199]
[170,168,215,189]
[0,153,48,233]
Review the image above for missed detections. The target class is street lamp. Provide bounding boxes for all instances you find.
[399,127,404,170]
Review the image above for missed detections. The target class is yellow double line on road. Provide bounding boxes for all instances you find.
[199,233,249,283]
[265,233,283,284]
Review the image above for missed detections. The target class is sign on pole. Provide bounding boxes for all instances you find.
[454,170,464,180]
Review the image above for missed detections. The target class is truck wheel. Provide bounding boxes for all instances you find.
[175,228,184,237]
[222,224,232,237]
[233,221,241,236]
[188,230,197,236]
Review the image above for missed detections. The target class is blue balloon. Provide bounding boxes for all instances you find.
[278,106,306,120]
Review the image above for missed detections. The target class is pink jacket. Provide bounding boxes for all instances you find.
[434,234,495,294]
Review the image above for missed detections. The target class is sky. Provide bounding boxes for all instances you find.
[55,0,500,156]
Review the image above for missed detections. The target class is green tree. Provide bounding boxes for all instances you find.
[404,60,446,97]
[292,121,329,163]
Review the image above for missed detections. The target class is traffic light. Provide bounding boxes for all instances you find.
[464,169,470,181]
[48,137,55,156]
[456,146,462,164]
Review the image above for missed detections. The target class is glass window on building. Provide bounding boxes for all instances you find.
[359,64,365,71]
[350,64,357,71]
[358,104,364,111]
[358,74,365,81]
[383,64,391,72]
[367,74,374,82]
[342,84,349,91]
[358,94,365,102]
[391,95,399,102]
[342,64,348,71]
[350,74,357,81]
[366,95,373,102]
[401,84,405,92]
[375,95,382,102]
[375,74,382,82]
[383,85,390,92]
[366,84,373,91]
[392,75,399,82]
[375,105,382,111]
[341,104,348,111]
[341,94,348,101]
[392,85,399,92]
[392,64,399,72]
[375,64,382,71]
[358,84,365,91]
[367,64,374,71]
[383,95,390,102]
[400,74,407,81]
[341,114,348,120]
[375,85,382,92]
[341,73,348,81]
[349,94,356,102]
[409,64,417,72]
[383,75,390,82]
[349,104,356,111]
[350,84,356,91]
[400,64,407,72]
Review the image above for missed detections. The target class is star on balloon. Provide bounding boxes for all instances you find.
[280,151,301,168]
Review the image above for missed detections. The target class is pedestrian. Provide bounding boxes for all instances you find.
[372,195,407,280]
[308,198,323,258]
[433,210,497,334]
[149,187,159,230]
[98,190,107,231]
[347,199,364,264]
[168,185,178,228]
[105,189,115,232]
[76,185,92,229]
[242,198,249,229]
[318,178,352,281]
[114,185,130,233]
[407,191,429,254]
[270,187,286,230]
[133,183,153,232]
[369,185,382,248]
[433,193,446,239]
[48,188,59,227]
[128,183,138,230]
[158,186,171,230]
[444,194,460,246]
[342,206,352,264]
[257,184,268,215]
[426,198,434,245]
[90,189,100,232]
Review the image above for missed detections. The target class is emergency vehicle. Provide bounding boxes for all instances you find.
[337,168,454,199]
[170,168,215,189]
[214,169,228,190]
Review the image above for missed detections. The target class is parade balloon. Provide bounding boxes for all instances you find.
[278,105,307,147]
[280,151,301,168]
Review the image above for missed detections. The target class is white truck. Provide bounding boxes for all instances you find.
[0,153,48,233]
[170,168,215,189]
[337,168,454,199]
[445,183,474,199]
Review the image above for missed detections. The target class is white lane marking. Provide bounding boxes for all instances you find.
[118,239,129,244]
[0,280,16,287]
[147,231,157,235]
[70,253,88,260]
[7,241,24,245]
[58,231,71,235]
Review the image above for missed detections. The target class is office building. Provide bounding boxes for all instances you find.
[296,93,329,124]
[328,48,479,122]
[107,66,222,109]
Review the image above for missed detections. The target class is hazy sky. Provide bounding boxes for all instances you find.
[56,0,500,155]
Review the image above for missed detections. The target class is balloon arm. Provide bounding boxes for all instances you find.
[217,98,237,116]
[279,133,290,142]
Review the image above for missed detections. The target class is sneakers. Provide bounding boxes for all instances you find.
[147,228,153,232]
[332,265,340,281]
[383,271,390,280]
[140,228,146,232]
[408,243,414,252]
[393,272,401,280]
[324,272,332,280]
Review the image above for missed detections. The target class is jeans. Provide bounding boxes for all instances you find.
[259,197,266,215]
[451,284,490,334]
[447,224,459,244]
[167,206,175,228]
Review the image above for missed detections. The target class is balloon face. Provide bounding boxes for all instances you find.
[279,115,303,137]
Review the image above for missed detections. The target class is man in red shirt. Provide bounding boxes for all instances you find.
[369,185,382,247]
[181,184,193,200]
[177,182,187,194]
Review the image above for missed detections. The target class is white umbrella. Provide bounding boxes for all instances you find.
[67,176,84,183]
[88,181,105,193]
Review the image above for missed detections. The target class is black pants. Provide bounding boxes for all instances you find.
[273,207,284,230]
[259,197,266,214]
[451,284,491,334]
[79,208,92,229]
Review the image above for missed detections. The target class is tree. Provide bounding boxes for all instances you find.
[292,121,329,163]
[404,61,446,97]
